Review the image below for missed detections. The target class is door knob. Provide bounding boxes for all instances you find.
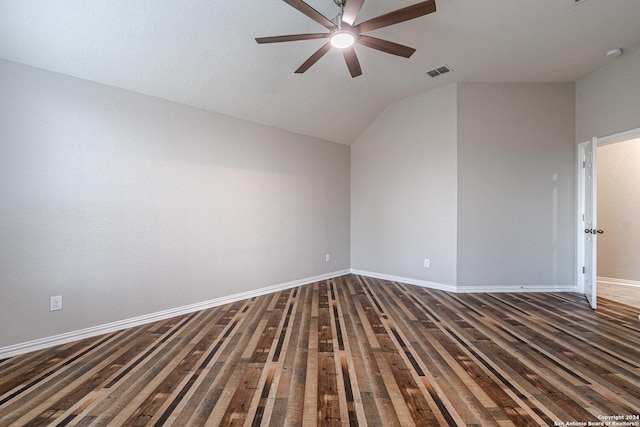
[584,229,604,234]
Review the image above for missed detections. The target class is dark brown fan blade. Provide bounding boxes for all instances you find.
[295,42,333,74]
[283,0,336,30]
[356,0,436,33]
[357,35,416,58]
[343,46,362,78]
[342,0,365,26]
[256,33,330,44]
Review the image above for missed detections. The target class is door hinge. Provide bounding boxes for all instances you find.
[582,266,585,274]
[583,160,586,168]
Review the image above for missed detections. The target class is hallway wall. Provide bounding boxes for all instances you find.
[597,138,640,281]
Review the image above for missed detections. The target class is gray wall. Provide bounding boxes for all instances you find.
[351,83,577,290]
[0,59,350,347]
[576,49,640,142]
[597,139,640,281]
[457,83,576,288]
[7,47,633,348]
[351,84,458,285]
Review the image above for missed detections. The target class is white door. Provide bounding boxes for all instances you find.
[584,137,598,309]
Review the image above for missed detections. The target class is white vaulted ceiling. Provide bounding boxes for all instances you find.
[1,0,640,144]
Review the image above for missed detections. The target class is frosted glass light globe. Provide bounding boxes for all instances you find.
[331,31,355,48]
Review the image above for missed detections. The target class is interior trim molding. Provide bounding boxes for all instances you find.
[0,269,580,359]
[351,269,578,294]
[350,269,457,292]
[597,276,640,288]
[455,284,579,293]
[0,269,351,360]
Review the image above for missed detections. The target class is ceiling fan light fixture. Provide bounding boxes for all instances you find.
[330,30,355,48]
[256,0,438,77]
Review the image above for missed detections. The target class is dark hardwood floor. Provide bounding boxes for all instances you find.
[1,274,639,426]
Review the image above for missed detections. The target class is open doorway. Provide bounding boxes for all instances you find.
[576,128,640,309]
[596,137,640,309]
[576,128,640,310]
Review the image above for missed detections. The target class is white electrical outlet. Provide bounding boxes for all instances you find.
[50,295,63,311]
[325,253,331,262]
[423,259,430,268]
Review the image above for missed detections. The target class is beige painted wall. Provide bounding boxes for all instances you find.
[351,84,458,285]
[597,139,640,281]
[0,59,350,347]
[457,83,576,289]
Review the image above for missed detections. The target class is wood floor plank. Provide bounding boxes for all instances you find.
[281,286,311,426]
[342,277,399,427]
[165,297,267,426]
[1,274,639,426]
[460,292,640,413]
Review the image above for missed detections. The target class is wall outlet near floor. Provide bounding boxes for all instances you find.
[325,253,331,262]
[423,259,430,268]
[50,295,63,311]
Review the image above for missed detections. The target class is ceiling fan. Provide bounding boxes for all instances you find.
[256,0,437,77]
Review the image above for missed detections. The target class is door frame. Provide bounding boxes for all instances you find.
[576,127,640,295]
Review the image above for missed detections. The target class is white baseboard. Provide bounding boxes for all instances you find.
[0,268,582,359]
[350,269,577,294]
[0,269,351,360]
[597,276,640,288]
[350,269,457,292]
[455,284,579,293]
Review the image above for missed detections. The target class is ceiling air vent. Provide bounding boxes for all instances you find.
[426,65,451,77]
